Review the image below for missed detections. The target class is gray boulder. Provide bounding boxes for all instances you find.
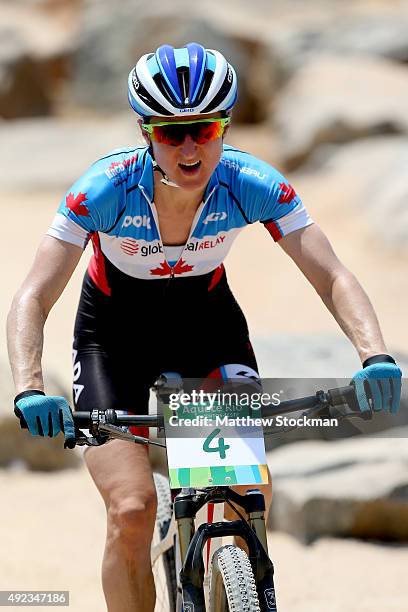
[265,6,408,77]
[254,333,361,378]
[320,15,408,63]
[0,360,81,471]
[311,136,408,248]
[272,55,408,169]
[0,28,51,118]
[254,333,408,379]
[267,434,408,542]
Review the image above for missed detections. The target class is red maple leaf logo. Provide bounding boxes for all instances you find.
[278,183,297,205]
[150,261,171,276]
[173,259,194,274]
[150,259,194,277]
[66,192,89,216]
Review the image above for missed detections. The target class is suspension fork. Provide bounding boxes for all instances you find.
[173,487,277,612]
[174,489,197,565]
[246,489,269,554]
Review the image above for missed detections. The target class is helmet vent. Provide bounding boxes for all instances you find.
[135,72,172,116]
[178,68,190,105]
[202,69,236,113]
[152,73,177,106]
[194,69,215,107]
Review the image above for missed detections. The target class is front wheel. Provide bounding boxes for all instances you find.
[152,472,178,611]
[209,545,261,611]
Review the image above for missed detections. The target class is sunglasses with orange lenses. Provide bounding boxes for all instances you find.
[142,117,231,146]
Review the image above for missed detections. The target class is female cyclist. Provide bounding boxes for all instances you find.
[8,43,401,612]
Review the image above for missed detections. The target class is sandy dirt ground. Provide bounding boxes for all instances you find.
[1,466,407,612]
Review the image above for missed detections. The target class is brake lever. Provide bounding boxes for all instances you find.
[98,423,166,447]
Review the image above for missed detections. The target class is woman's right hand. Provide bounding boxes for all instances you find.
[14,390,76,447]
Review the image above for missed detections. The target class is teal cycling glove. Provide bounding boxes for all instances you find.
[14,390,76,447]
[351,354,402,414]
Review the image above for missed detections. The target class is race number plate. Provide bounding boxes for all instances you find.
[161,381,268,489]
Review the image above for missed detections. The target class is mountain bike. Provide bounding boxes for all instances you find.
[72,377,368,611]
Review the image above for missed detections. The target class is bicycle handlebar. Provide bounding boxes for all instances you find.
[73,412,163,427]
[72,383,367,441]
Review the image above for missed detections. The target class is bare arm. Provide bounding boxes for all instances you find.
[278,223,387,363]
[7,236,83,394]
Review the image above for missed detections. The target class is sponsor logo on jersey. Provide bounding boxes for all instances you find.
[202,212,227,225]
[278,182,297,205]
[105,154,138,187]
[141,243,163,256]
[120,238,139,255]
[72,349,84,403]
[121,239,163,256]
[264,588,276,610]
[241,166,266,180]
[186,235,226,251]
[150,259,194,276]
[122,215,151,230]
[66,191,89,217]
[221,158,267,180]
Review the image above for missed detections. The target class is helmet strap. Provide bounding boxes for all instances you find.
[152,159,180,188]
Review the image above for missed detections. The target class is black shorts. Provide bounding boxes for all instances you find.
[72,265,258,423]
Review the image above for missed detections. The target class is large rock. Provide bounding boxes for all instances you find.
[0,2,75,119]
[268,11,408,78]
[0,28,51,118]
[0,360,81,471]
[267,434,408,542]
[320,15,408,63]
[70,0,278,122]
[310,136,408,248]
[272,55,408,169]
[254,333,408,378]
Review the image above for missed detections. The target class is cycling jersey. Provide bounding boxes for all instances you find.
[47,145,312,295]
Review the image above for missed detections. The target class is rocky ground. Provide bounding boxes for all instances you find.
[1,466,408,612]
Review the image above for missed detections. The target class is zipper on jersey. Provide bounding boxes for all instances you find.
[139,183,217,282]
[166,186,217,282]
[167,266,175,287]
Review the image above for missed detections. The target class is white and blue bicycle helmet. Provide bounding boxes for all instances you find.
[128,42,237,118]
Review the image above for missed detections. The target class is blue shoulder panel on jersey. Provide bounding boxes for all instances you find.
[57,147,145,234]
[219,145,303,224]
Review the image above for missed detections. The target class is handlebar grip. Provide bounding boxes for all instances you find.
[72,411,91,425]
[327,385,356,407]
